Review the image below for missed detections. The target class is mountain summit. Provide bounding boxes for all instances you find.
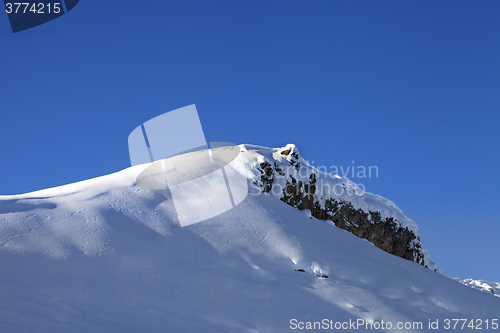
[0,144,498,332]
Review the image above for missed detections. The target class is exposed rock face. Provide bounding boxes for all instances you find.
[252,144,431,269]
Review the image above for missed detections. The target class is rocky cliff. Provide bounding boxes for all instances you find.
[240,143,440,272]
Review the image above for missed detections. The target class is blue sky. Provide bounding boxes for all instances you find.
[1,1,499,281]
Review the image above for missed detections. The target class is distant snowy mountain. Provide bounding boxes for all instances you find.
[0,144,498,332]
[454,278,500,297]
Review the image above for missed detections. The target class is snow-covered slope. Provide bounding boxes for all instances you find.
[0,144,498,332]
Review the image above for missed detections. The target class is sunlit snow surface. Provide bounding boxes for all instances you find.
[0,145,498,332]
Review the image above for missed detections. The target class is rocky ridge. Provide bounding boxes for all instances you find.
[242,143,440,272]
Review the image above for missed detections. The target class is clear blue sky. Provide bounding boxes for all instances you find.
[1,1,499,281]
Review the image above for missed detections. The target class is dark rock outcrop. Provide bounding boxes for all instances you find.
[253,148,432,269]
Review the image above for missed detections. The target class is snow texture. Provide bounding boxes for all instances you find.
[0,144,498,332]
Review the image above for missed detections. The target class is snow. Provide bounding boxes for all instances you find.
[0,144,498,332]
[454,278,500,297]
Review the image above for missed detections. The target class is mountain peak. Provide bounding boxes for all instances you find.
[0,143,498,332]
